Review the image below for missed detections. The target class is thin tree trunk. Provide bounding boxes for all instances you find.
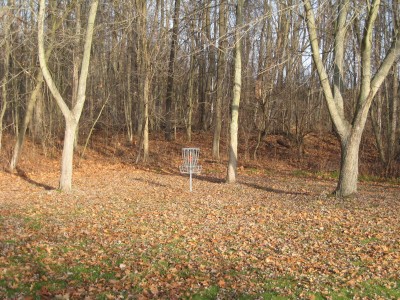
[212,0,227,160]
[371,91,386,165]
[72,2,81,149]
[186,56,194,142]
[10,0,61,171]
[10,75,44,171]
[134,0,151,162]
[125,52,134,143]
[143,73,149,162]
[227,0,243,184]
[0,0,13,152]
[165,0,180,141]
[387,64,398,174]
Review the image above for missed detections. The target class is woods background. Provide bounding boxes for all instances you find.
[0,0,399,179]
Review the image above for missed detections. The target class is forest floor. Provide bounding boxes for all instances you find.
[0,131,399,299]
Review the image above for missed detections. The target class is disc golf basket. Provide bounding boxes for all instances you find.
[179,148,202,192]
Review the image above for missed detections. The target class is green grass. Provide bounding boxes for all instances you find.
[185,278,400,300]
[2,263,399,299]
[358,280,400,299]
[0,271,68,299]
[292,170,309,177]
[360,237,380,244]
[66,264,116,282]
[24,216,43,231]
[190,285,219,300]
[315,170,340,180]
[359,173,400,185]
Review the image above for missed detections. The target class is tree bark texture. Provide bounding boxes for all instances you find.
[227,0,243,184]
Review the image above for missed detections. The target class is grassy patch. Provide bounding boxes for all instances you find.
[24,216,43,231]
[359,174,400,185]
[189,285,219,300]
[315,170,340,180]
[360,237,380,244]
[292,170,309,177]
[66,264,116,283]
[358,280,400,299]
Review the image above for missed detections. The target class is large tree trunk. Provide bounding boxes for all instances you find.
[303,0,400,197]
[227,0,243,184]
[59,120,78,191]
[336,130,362,197]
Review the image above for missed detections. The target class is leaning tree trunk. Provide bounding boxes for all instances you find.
[10,75,44,171]
[10,6,60,172]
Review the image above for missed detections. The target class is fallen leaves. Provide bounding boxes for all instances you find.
[0,163,399,299]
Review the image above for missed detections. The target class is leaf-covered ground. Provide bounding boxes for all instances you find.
[0,131,399,299]
[1,157,399,299]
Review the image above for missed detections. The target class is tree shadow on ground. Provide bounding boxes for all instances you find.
[192,174,225,184]
[192,174,307,195]
[15,168,55,191]
[240,180,310,196]
[131,176,168,187]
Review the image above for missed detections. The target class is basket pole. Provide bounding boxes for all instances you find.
[190,171,193,192]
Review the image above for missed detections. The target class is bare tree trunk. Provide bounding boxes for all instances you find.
[387,63,399,175]
[337,129,362,196]
[10,75,44,171]
[371,91,386,164]
[198,2,210,132]
[186,53,195,142]
[0,0,13,152]
[143,72,150,162]
[227,0,243,184]
[72,2,82,149]
[212,0,227,160]
[60,120,78,189]
[10,0,61,171]
[125,52,134,143]
[165,0,180,141]
[303,0,400,197]
[134,0,151,163]
[38,0,98,191]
